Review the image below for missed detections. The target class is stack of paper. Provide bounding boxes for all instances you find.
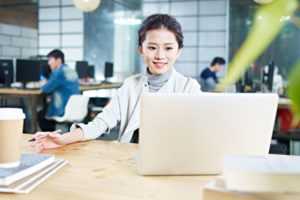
[0,154,68,194]
[203,155,300,200]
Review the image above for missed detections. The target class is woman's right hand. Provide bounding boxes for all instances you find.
[30,128,84,152]
[30,131,66,152]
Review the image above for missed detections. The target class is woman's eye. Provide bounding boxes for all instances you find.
[166,47,173,50]
[148,46,156,50]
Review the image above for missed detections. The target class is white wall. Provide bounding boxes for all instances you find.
[142,0,229,78]
[38,0,84,69]
[0,23,38,59]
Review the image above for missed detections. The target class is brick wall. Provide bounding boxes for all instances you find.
[0,23,38,59]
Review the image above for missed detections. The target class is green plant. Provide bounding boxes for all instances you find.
[217,0,300,118]
[288,60,300,120]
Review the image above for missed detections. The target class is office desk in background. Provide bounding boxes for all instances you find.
[0,83,122,133]
[0,134,216,200]
[79,82,122,91]
[0,88,43,133]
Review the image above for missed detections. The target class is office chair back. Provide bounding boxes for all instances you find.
[50,94,90,123]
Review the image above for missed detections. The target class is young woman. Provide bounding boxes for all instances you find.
[31,14,201,152]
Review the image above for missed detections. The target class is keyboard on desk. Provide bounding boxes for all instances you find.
[79,82,102,86]
[10,86,41,90]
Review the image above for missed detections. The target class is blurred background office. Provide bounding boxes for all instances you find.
[0,0,300,153]
[0,0,298,91]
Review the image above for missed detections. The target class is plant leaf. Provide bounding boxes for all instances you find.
[217,0,299,91]
[288,60,300,119]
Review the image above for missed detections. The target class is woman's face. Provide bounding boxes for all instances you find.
[137,28,181,75]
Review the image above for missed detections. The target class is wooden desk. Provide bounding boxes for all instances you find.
[0,135,216,200]
[79,82,122,91]
[0,88,43,133]
[278,99,291,109]
[0,84,122,133]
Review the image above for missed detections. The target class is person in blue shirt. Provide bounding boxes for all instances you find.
[38,49,80,131]
[199,57,225,92]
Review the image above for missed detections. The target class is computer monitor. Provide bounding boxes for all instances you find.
[39,60,51,79]
[76,61,89,79]
[267,61,275,92]
[236,67,254,93]
[104,62,113,79]
[16,59,40,88]
[0,59,14,87]
[88,65,95,78]
[261,61,275,92]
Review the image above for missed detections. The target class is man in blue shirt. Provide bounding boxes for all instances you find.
[38,49,80,131]
[199,57,225,92]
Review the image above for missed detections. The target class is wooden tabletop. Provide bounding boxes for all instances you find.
[0,134,215,200]
[79,83,122,91]
[0,83,122,95]
[0,88,42,95]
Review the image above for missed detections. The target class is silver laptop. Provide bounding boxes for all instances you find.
[138,93,278,175]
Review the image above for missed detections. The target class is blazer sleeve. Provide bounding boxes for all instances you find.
[71,84,124,141]
[185,78,202,93]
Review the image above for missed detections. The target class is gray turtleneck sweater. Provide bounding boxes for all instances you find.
[146,67,173,92]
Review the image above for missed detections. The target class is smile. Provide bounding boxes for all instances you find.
[153,62,167,68]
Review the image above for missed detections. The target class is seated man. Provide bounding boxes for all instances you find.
[199,57,225,92]
[38,49,80,131]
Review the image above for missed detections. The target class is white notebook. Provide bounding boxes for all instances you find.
[0,154,54,186]
[223,155,300,193]
[0,158,68,194]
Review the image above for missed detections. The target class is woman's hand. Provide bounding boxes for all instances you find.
[30,128,84,152]
[30,131,66,152]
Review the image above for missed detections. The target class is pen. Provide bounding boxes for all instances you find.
[28,129,62,142]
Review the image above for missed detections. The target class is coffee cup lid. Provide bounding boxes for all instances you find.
[0,108,25,120]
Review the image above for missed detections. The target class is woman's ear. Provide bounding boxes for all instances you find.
[137,45,143,56]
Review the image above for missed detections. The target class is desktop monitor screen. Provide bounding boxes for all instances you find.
[0,59,13,87]
[39,60,51,79]
[88,65,95,78]
[76,61,89,78]
[104,62,113,79]
[16,59,40,83]
[267,61,275,92]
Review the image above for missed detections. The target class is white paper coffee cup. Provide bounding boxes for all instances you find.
[0,108,25,168]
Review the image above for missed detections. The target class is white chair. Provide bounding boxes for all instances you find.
[48,95,90,131]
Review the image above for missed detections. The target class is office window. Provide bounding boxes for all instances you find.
[38,0,84,66]
[61,48,83,61]
[199,1,226,15]
[39,35,60,47]
[170,2,198,16]
[39,22,60,34]
[142,3,169,16]
[199,16,226,31]
[178,48,198,62]
[198,47,225,62]
[199,32,226,46]
[39,8,60,20]
[62,21,83,33]
[176,17,198,31]
[175,63,198,77]
[184,32,197,47]
[62,34,83,47]
[39,0,60,6]
[62,7,83,20]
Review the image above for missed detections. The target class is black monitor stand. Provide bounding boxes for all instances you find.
[21,81,27,89]
[101,79,113,84]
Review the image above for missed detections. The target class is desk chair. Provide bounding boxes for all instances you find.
[48,94,90,132]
